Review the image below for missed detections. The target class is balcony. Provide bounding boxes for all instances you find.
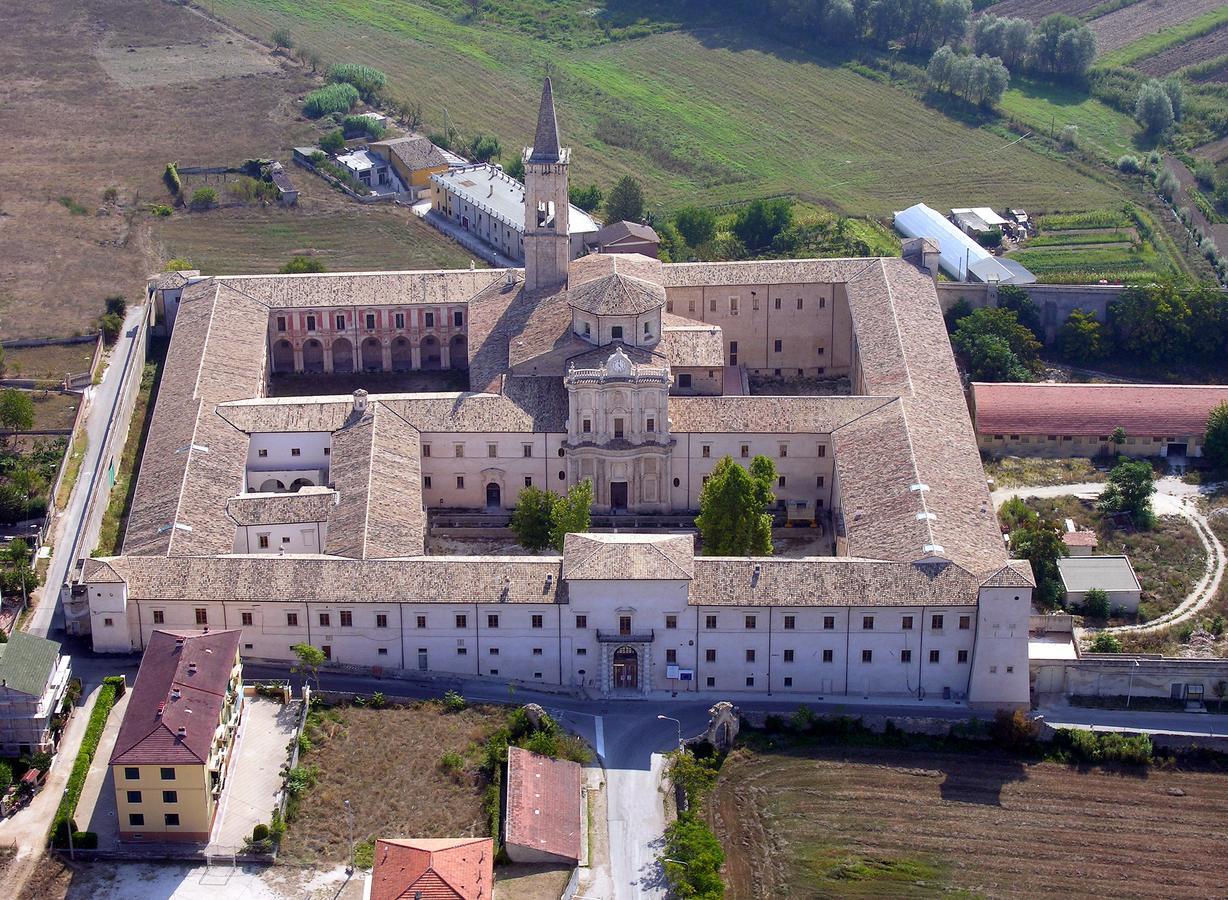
[596,629,655,643]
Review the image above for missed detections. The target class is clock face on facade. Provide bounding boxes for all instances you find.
[608,350,630,375]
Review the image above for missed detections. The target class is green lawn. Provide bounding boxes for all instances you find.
[998,77,1143,161]
[210,0,1125,218]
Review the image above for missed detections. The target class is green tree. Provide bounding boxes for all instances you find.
[951,307,1042,382]
[503,155,525,181]
[996,285,1043,341]
[943,298,974,334]
[1185,282,1228,363]
[1107,281,1191,365]
[0,389,35,435]
[1111,426,1127,451]
[662,813,725,900]
[319,129,346,155]
[271,28,293,50]
[998,496,1037,532]
[1089,632,1122,653]
[466,134,502,163]
[1098,457,1155,529]
[291,643,326,694]
[733,199,793,251]
[1058,309,1109,362]
[604,176,645,224]
[673,206,717,248]
[510,486,557,552]
[104,295,127,318]
[569,184,603,212]
[1082,587,1111,619]
[1135,80,1174,136]
[695,456,775,556]
[328,64,387,102]
[1010,520,1069,608]
[1205,401,1228,469]
[99,312,123,344]
[279,256,327,274]
[549,479,593,551]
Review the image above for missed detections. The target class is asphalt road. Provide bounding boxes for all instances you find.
[32,306,146,638]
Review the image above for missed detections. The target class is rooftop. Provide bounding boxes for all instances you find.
[973,382,1228,438]
[432,164,597,235]
[505,747,582,863]
[0,631,63,698]
[370,134,449,172]
[894,203,1033,284]
[1057,556,1141,593]
[371,837,493,900]
[110,629,241,767]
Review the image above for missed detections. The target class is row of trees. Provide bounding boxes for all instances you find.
[926,47,1010,107]
[721,0,973,54]
[971,13,1097,79]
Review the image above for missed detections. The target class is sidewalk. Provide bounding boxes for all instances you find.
[78,688,131,849]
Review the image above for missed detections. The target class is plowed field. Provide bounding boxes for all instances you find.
[1134,23,1228,75]
[1092,0,1225,54]
[978,0,1104,22]
[711,744,1228,899]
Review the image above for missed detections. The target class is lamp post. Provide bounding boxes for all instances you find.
[1126,658,1140,708]
[344,799,354,874]
[657,714,682,750]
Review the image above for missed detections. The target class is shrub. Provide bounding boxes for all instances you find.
[370,691,386,709]
[285,764,319,798]
[1083,588,1111,619]
[1117,155,1142,174]
[443,689,466,712]
[279,255,326,274]
[303,83,360,118]
[105,295,126,317]
[328,64,387,101]
[1089,632,1123,653]
[354,838,375,869]
[439,750,465,774]
[148,204,172,217]
[165,258,193,271]
[252,823,270,841]
[342,114,386,140]
[98,312,123,345]
[163,163,181,197]
[189,187,218,211]
[790,704,815,731]
[988,708,1038,751]
[1059,124,1079,148]
[0,761,12,795]
[271,28,293,49]
[1156,167,1180,202]
[319,128,346,155]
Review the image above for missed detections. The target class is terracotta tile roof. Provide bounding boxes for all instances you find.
[980,560,1036,588]
[972,382,1228,437]
[529,76,561,165]
[208,268,506,310]
[369,135,448,172]
[562,533,694,581]
[504,747,582,863]
[596,220,659,245]
[565,259,666,317]
[371,837,493,900]
[669,395,892,435]
[225,487,336,526]
[657,318,725,368]
[110,629,240,766]
[1063,530,1099,548]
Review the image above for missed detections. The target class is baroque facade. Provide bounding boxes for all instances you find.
[78,80,1033,708]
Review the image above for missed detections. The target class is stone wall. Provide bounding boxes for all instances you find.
[935,282,1126,343]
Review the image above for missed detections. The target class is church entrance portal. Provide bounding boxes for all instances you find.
[610,481,628,511]
[613,646,638,690]
[485,482,501,509]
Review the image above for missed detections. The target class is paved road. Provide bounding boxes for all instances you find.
[1037,704,1228,738]
[32,306,146,638]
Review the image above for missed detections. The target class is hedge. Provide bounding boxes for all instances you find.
[49,678,120,847]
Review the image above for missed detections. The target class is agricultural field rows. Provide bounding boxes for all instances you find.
[1134,22,1228,76]
[1097,2,1228,64]
[208,0,1125,217]
[1007,206,1172,282]
[979,0,1114,22]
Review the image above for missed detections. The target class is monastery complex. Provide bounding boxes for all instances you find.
[77,81,1033,707]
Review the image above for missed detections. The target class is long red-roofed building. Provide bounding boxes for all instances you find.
[972,382,1228,460]
[503,746,582,864]
[370,837,493,900]
[110,629,242,842]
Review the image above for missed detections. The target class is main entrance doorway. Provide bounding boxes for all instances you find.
[610,481,628,511]
[612,646,638,690]
[485,482,501,509]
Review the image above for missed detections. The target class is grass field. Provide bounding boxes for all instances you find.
[2,343,96,381]
[710,740,1228,898]
[280,700,507,864]
[982,455,1101,488]
[999,77,1143,161]
[208,0,1125,218]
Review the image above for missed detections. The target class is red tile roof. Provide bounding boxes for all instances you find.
[370,837,493,900]
[110,629,241,766]
[1062,530,1098,548]
[504,747,582,863]
[972,382,1228,437]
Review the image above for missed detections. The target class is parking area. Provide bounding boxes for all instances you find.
[210,695,301,851]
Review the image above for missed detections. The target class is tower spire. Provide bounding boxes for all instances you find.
[529,77,561,164]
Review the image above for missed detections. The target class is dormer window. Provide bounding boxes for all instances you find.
[643,321,651,335]
[583,322,591,337]
[611,326,623,340]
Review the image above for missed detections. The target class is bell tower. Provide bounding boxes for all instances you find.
[523,77,571,293]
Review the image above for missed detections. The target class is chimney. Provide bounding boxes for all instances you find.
[175,637,185,648]
[171,688,181,700]
[187,662,198,675]
[352,389,369,415]
[176,726,187,739]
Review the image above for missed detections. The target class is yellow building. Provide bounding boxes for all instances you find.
[368,135,450,190]
[110,629,243,842]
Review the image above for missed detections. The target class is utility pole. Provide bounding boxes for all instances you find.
[344,799,354,874]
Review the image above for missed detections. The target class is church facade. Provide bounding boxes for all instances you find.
[78,80,1032,708]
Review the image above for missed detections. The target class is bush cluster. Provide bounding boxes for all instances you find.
[1054,727,1152,765]
[303,83,360,118]
[328,64,387,101]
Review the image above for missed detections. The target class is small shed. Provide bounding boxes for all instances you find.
[951,207,1007,235]
[503,746,582,865]
[592,221,660,258]
[1061,529,1098,557]
[1057,555,1142,613]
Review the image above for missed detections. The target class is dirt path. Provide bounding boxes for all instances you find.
[991,478,1228,635]
[1165,155,1228,257]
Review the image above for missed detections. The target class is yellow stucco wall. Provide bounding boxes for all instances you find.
[113,763,213,839]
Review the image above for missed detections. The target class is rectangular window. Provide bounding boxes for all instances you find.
[746,676,755,687]
[958,649,969,663]
[931,614,944,630]
[862,616,874,630]
[160,768,175,781]
[453,310,463,327]
[153,611,164,625]
[336,314,346,330]
[276,316,286,332]
[322,645,331,660]
[705,649,717,662]
[532,648,543,656]
[377,614,389,628]
[730,297,739,314]
[774,339,782,353]
[127,790,141,803]
[702,444,711,458]
[378,648,388,656]
[365,313,376,329]
[901,649,912,663]
[576,648,586,656]
[783,649,794,662]
[817,444,826,458]
[457,647,468,656]
[705,615,717,629]
[797,297,804,310]
[678,373,692,388]
[619,615,632,635]
[454,444,464,457]
[524,476,532,487]
[647,417,655,433]
[777,476,786,488]
[746,649,756,662]
[163,790,177,804]
[456,476,465,490]
[319,613,330,627]
[822,649,834,662]
[306,315,316,332]
[488,614,499,628]
[240,612,253,626]
[523,444,533,458]
[666,615,677,629]
[582,419,592,433]
[287,613,298,627]
[614,418,624,439]
[902,616,913,630]
[415,615,426,629]
[423,444,431,457]
[129,813,144,827]
[532,615,544,629]
[456,614,468,629]
[784,676,793,687]
[489,647,499,656]
[710,298,717,312]
[394,312,404,329]
[425,312,434,327]
[165,813,180,827]
[194,609,207,625]
[706,676,715,687]
[740,444,749,458]
[291,448,301,457]
[488,443,497,458]
[689,299,696,312]
[490,669,499,676]
[823,615,835,630]
[666,649,677,664]
[745,615,756,629]
[816,475,825,488]
[861,649,873,663]
[775,297,781,310]
[929,649,941,663]
[959,615,971,630]
[424,475,432,489]
[575,615,587,629]
[611,325,624,339]
[779,444,788,458]
[783,615,795,630]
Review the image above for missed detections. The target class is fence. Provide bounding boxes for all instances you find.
[1,332,103,391]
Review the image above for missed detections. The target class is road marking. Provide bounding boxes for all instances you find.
[595,715,605,760]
